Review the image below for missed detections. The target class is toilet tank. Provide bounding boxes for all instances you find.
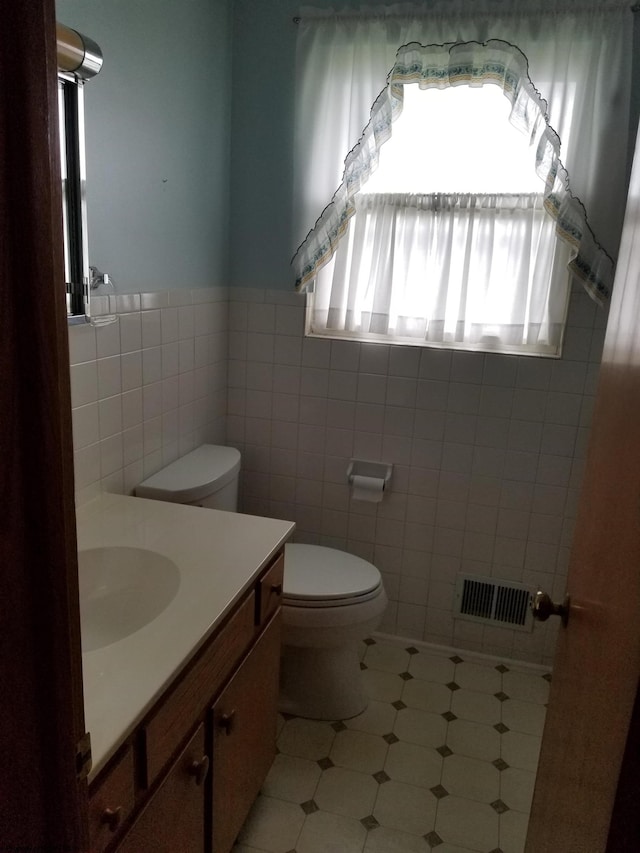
[135,445,241,511]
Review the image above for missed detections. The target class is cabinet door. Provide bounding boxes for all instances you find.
[212,613,281,853]
[116,724,208,853]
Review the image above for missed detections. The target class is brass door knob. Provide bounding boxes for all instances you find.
[531,590,570,627]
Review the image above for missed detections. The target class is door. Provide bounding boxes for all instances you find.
[525,129,640,851]
[116,725,207,853]
[212,615,281,853]
[1,1,89,849]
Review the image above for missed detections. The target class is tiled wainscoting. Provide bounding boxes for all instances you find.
[227,284,606,665]
[68,288,228,506]
[234,636,549,853]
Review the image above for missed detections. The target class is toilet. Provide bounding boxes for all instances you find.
[135,444,387,720]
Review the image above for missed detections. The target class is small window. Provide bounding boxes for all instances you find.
[308,83,572,357]
[56,23,103,320]
[292,38,614,358]
[58,75,89,317]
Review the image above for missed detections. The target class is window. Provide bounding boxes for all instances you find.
[292,8,629,358]
[56,23,103,320]
[58,75,89,318]
[309,81,573,356]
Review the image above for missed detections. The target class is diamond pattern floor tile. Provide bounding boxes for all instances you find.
[236,637,548,853]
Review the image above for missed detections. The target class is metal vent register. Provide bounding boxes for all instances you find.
[454,575,534,631]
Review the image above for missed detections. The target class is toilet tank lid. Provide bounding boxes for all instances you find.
[135,445,241,504]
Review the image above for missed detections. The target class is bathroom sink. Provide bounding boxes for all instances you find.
[78,546,181,652]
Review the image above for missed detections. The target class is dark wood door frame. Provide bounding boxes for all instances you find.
[0,2,88,848]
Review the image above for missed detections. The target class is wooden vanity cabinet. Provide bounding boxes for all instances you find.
[87,549,285,853]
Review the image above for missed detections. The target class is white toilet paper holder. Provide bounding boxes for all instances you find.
[346,459,393,490]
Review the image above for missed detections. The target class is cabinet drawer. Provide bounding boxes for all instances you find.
[256,552,284,626]
[88,744,135,853]
[144,592,255,785]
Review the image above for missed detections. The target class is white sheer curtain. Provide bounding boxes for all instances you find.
[315,192,572,354]
[291,1,633,352]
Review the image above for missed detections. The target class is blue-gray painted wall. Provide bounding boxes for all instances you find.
[56,0,232,293]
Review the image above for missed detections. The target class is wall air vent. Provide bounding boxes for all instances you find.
[454,575,534,632]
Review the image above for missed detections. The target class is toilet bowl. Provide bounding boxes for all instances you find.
[135,444,387,720]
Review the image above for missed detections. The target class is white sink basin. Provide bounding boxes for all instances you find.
[78,546,181,652]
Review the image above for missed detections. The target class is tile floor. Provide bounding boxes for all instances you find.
[234,635,550,853]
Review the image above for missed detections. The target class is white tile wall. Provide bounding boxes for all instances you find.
[68,287,228,506]
[228,283,606,666]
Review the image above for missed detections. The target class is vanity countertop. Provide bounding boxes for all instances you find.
[76,493,294,782]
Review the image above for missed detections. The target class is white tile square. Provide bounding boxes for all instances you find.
[483,354,518,387]
[278,717,336,761]
[122,425,144,467]
[396,603,427,638]
[274,334,302,366]
[70,362,98,408]
[479,386,513,418]
[160,307,179,343]
[451,688,501,726]
[393,706,447,749]
[499,807,529,853]
[501,731,541,772]
[98,396,122,439]
[142,347,162,386]
[373,778,438,835]
[401,679,452,714]
[363,825,430,852]
[389,346,421,378]
[442,753,500,803]
[100,434,123,477]
[71,403,99,450]
[297,810,366,853]
[314,766,377,819]
[361,669,405,704]
[74,443,101,490]
[120,350,142,391]
[454,661,502,695]
[95,321,120,358]
[261,753,321,804]
[68,323,97,365]
[360,343,389,375]
[330,340,361,372]
[328,370,358,401]
[384,741,442,788]
[275,304,304,336]
[436,796,499,851]
[141,309,162,348]
[238,795,305,852]
[416,379,449,411]
[330,729,388,774]
[247,332,275,363]
[119,313,142,353]
[345,700,397,737]
[302,337,331,369]
[408,651,455,684]
[248,302,275,333]
[142,382,163,421]
[419,349,451,380]
[500,766,536,814]
[447,383,481,414]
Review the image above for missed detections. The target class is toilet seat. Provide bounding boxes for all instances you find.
[283,544,382,608]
